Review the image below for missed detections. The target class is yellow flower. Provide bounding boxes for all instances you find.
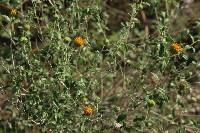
[83,106,93,115]
[10,8,16,16]
[170,42,183,53]
[74,36,85,46]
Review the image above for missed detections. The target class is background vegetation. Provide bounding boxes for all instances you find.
[0,0,200,132]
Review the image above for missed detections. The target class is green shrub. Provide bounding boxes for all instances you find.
[0,0,200,132]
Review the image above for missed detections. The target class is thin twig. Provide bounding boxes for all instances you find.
[150,110,200,131]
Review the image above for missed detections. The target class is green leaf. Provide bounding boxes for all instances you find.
[159,43,165,57]
[80,123,85,132]
[117,113,127,122]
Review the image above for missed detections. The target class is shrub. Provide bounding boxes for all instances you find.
[0,0,200,132]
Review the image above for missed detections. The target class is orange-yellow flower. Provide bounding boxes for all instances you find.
[83,106,93,115]
[10,8,16,15]
[74,36,85,46]
[170,42,183,53]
